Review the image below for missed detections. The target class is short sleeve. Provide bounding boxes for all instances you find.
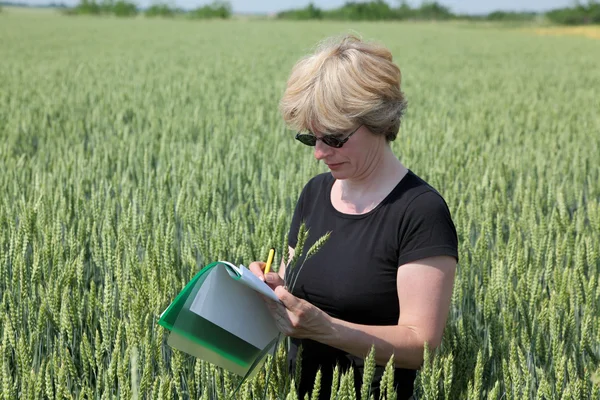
[397,190,459,266]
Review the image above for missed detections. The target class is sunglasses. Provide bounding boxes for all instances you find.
[295,125,361,149]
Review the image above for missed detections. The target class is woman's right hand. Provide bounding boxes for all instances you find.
[248,261,285,290]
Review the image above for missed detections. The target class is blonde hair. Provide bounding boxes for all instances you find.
[279,34,407,142]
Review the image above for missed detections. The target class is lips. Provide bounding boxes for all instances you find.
[326,162,343,168]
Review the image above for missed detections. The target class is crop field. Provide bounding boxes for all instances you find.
[529,26,600,40]
[1,9,599,400]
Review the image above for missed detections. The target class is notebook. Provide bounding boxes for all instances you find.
[158,261,281,378]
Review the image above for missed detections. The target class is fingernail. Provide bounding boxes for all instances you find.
[266,274,274,283]
[259,276,265,281]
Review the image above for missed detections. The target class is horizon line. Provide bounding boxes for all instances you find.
[0,0,571,15]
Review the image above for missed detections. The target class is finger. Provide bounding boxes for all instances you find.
[273,303,289,318]
[264,272,284,289]
[265,299,288,318]
[248,261,266,281]
[263,296,283,313]
[267,300,287,317]
[275,286,301,311]
[266,303,291,333]
[273,315,289,335]
[271,308,292,333]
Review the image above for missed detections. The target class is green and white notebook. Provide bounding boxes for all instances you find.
[158,261,281,378]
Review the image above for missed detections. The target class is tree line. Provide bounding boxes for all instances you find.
[2,0,599,24]
[277,1,600,25]
[62,0,231,18]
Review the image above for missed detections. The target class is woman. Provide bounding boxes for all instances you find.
[249,34,458,400]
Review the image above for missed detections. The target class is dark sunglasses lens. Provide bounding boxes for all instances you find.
[322,136,343,148]
[296,134,316,146]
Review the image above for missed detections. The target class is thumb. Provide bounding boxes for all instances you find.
[265,272,284,288]
[275,286,300,310]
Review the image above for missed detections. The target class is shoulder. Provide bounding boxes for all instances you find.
[394,171,459,265]
[393,170,452,217]
[406,188,452,218]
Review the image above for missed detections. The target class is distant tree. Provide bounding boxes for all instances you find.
[395,0,414,19]
[302,2,322,19]
[188,0,231,19]
[486,11,537,21]
[323,0,397,21]
[277,2,322,19]
[64,0,137,17]
[145,2,180,17]
[416,1,454,20]
[546,1,600,24]
[112,0,137,16]
[68,0,102,15]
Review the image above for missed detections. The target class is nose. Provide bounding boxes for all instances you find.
[313,140,332,161]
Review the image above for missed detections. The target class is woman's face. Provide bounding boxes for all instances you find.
[313,126,385,180]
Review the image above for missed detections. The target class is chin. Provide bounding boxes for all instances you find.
[329,170,348,180]
[326,162,351,179]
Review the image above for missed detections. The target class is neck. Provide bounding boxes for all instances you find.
[340,144,407,197]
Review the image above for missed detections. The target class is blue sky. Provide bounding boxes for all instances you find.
[19,0,576,14]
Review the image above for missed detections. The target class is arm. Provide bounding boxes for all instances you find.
[319,255,455,368]
[272,255,456,369]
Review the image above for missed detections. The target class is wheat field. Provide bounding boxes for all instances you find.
[0,9,599,399]
[529,26,600,40]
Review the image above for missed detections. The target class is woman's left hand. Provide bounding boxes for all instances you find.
[264,286,333,340]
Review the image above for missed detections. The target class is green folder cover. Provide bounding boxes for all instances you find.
[158,261,281,378]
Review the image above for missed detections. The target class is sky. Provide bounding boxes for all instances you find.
[17,0,576,14]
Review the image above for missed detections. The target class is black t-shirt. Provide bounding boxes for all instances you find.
[285,169,459,400]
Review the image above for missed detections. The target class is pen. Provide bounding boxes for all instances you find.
[264,248,275,275]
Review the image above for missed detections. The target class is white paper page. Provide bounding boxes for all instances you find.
[189,264,279,350]
[237,265,281,303]
[218,261,281,303]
